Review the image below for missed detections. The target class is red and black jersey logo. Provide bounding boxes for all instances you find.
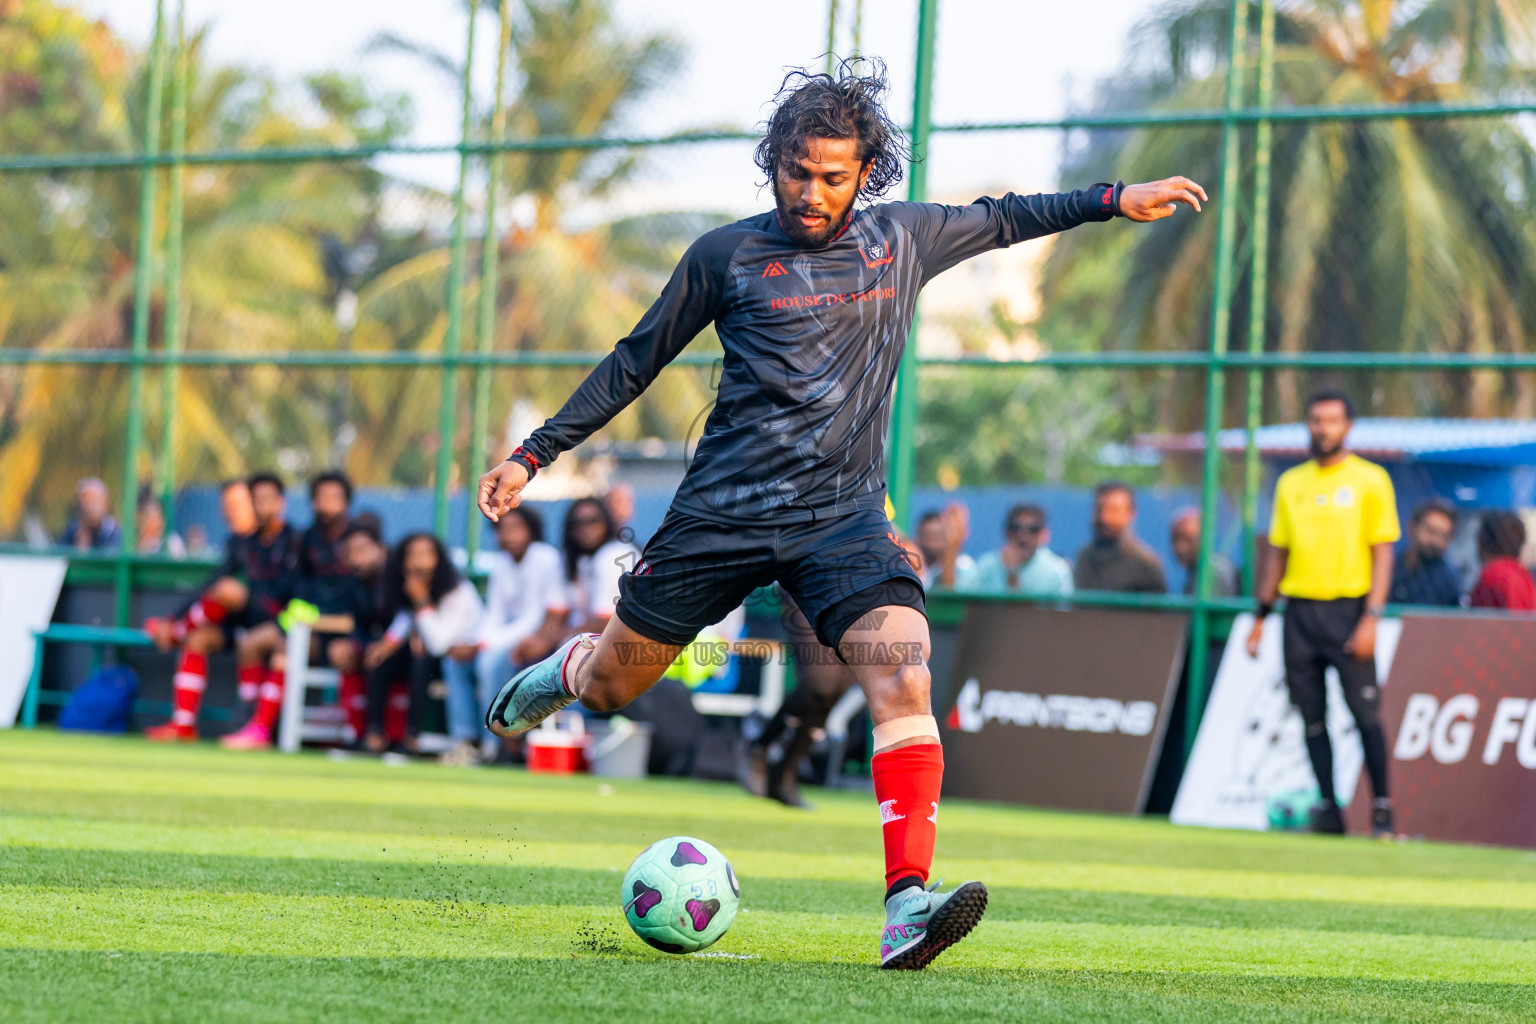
[861,240,893,268]
[761,260,787,278]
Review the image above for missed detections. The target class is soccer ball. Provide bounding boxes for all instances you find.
[621,836,740,954]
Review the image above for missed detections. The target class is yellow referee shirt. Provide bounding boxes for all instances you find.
[1268,454,1401,600]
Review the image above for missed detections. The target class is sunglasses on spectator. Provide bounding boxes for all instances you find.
[1008,521,1043,535]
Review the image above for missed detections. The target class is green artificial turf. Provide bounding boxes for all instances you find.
[1,731,1532,1022]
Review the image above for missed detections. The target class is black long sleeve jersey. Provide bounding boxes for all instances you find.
[513,187,1121,524]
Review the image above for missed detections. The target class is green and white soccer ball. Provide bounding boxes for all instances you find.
[621,836,740,954]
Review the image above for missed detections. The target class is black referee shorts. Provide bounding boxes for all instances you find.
[1281,596,1382,733]
[614,504,925,655]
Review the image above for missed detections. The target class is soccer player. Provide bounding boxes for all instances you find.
[221,471,356,750]
[1246,390,1400,836]
[145,473,300,742]
[477,61,1204,969]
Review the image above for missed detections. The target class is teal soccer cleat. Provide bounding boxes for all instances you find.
[878,879,988,970]
[484,633,594,737]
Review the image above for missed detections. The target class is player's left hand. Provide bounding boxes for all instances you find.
[1344,616,1377,660]
[1119,176,1207,222]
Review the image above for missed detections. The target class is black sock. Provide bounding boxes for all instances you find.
[1358,723,1390,801]
[885,875,925,903]
[1305,728,1337,805]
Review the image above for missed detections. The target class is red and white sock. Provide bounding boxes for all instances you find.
[237,664,263,704]
[871,742,945,899]
[339,672,367,740]
[559,633,602,697]
[171,650,208,729]
[250,667,284,733]
[175,597,228,641]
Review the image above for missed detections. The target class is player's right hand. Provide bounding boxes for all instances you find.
[478,460,530,522]
[1245,619,1264,659]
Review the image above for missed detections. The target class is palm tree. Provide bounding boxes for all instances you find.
[1033,0,1536,431]
[0,5,420,536]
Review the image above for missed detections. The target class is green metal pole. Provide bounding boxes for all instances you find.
[468,0,512,564]
[158,0,188,538]
[886,0,937,531]
[851,0,863,54]
[434,3,478,540]
[119,0,168,623]
[1186,0,1248,759]
[1241,0,1275,594]
[825,0,839,72]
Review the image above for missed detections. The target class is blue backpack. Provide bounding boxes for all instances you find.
[58,665,139,733]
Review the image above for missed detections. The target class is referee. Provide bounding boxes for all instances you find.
[1246,390,1400,836]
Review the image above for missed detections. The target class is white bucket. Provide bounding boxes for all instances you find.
[587,719,653,779]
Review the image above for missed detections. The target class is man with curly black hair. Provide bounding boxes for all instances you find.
[477,59,1205,970]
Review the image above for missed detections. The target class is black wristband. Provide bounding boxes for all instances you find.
[506,445,540,480]
[1256,602,1274,619]
[1086,181,1126,220]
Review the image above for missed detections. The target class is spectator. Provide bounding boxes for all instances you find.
[1074,482,1167,593]
[604,482,637,539]
[136,486,187,558]
[1170,508,1238,597]
[958,503,1073,597]
[1246,389,1399,836]
[328,512,391,744]
[371,533,485,763]
[60,477,122,551]
[184,524,211,558]
[916,504,975,589]
[220,478,257,538]
[144,472,299,744]
[1390,501,1462,607]
[562,497,640,633]
[475,507,569,760]
[1469,511,1536,611]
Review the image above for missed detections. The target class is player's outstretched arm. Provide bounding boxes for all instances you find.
[1118,176,1207,222]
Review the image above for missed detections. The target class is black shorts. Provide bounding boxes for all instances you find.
[615,505,925,655]
[1281,596,1381,731]
[219,600,280,649]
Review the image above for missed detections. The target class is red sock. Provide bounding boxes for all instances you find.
[871,742,944,893]
[251,667,284,732]
[177,597,228,639]
[237,664,263,704]
[339,673,367,740]
[171,651,208,728]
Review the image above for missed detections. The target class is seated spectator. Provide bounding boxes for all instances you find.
[136,486,187,558]
[561,496,640,634]
[1074,481,1168,593]
[326,512,390,744]
[604,482,637,540]
[1390,501,1462,607]
[916,504,975,589]
[958,503,1073,597]
[1170,508,1238,597]
[135,488,187,561]
[144,472,299,744]
[370,533,485,762]
[60,477,122,551]
[1469,511,1536,611]
[475,507,569,760]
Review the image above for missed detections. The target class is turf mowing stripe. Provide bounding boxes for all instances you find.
[2,885,1533,985]
[3,814,1533,912]
[3,950,1532,1024]
[6,846,1536,942]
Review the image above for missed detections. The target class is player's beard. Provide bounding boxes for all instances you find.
[1309,434,1343,459]
[774,186,855,248]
